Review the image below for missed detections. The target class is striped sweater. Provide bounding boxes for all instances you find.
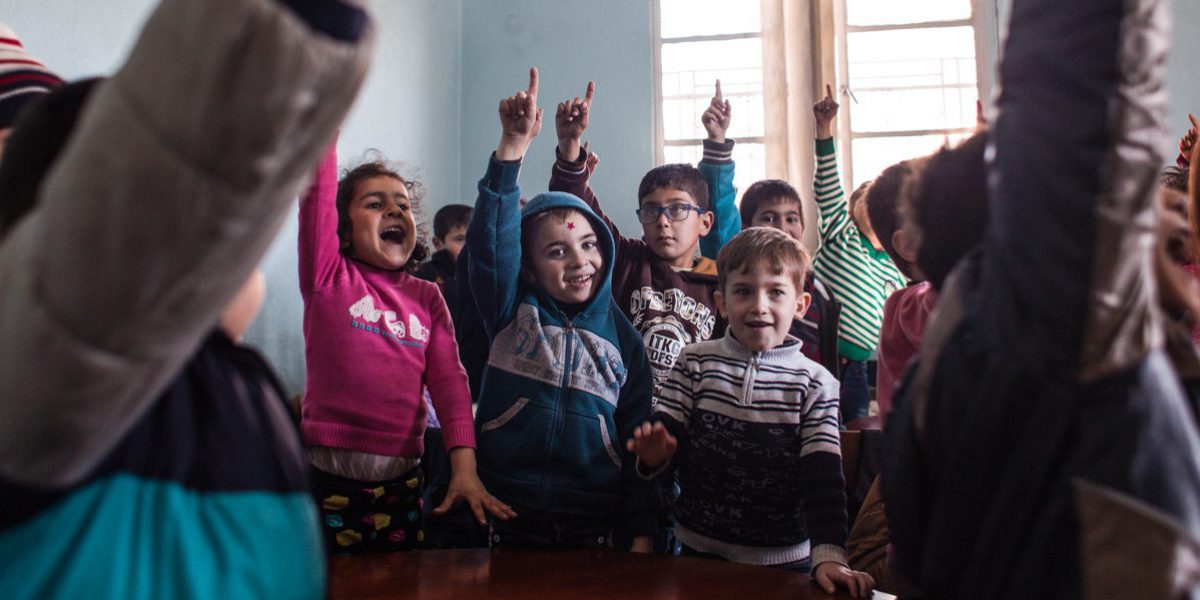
[652,334,849,567]
[812,138,906,360]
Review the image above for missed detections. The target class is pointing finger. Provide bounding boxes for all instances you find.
[1190,113,1199,129]
[715,79,723,102]
[584,80,596,105]
[527,66,539,97]
[825,83,834,100]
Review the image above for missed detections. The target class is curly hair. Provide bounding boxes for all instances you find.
[335,154,429,272]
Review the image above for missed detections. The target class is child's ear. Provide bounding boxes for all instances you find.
[432,237,445,251]
[698,210,714,236]
[713,289,728,318]
[794,291,812,321]
[893,228,918,264]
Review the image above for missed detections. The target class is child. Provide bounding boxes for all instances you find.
[299,142,510,555]
[0,0,372,595]
[884,0,1200,596]
[695,82,842,376]
[468,68,655,551]
[862,158,933,421]
[810,85,906,422]
[415,203,472,312]
[627,227,874,597]
[549,80,727,388]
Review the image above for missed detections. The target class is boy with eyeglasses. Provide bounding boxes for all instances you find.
[549,80,732,389]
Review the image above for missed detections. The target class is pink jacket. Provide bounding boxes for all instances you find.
[298,147,474,457]
[876,282,937,423]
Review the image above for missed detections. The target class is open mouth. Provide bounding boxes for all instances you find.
[566,273,594,288]
[380,226,406,244]
[745,320,772,329]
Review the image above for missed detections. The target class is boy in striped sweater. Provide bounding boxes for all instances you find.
[810,86,906,422]
[627,227,874,598]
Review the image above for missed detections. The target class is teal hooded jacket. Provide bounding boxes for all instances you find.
[467,156,656,540]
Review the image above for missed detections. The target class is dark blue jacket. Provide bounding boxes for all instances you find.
[467,156,656,540]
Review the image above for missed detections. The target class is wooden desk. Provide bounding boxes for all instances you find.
[329,549,895,599]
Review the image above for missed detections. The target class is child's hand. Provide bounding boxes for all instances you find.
[701,79,732,143]
[436,448,518,524]
[629,536,653,553]
[813,84,839,139]
[813,562,875,598]
[556,80,596,162]
[496,67,543,161]
[625,421,677,470]
[1179,113,1198,166]
[583,141,600,174]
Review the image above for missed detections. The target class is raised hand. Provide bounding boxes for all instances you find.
[813,84,839,139]
[1179,113,1198,167]
[701,79,733,143]
[625,421,677,470]
[556,80,595,162]
[496,67,543,161]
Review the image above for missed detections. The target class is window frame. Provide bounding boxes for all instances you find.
[833,0,990,189]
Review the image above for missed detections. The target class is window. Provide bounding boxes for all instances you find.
[836,0,983,189]
[653,0,766,197]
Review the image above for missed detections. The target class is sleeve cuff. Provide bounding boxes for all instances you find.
[701,138,735,164]
[815,136,836,156]
[439,422,477,451]
[277,0,369,42]
[635,457,672,480]
[810,543,849,568]
[554,147,590,178]
[484,153,522,194]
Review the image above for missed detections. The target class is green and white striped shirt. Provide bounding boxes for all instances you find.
[811,138,906,361]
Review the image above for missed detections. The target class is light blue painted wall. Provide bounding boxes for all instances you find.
[459,0,655,235]
[3,0,464,395]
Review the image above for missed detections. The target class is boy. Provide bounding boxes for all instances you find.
[884,0,1200,596]
[467,68,655,552]
[627,227,874,597]
[810,85,906,422]
[415,203,472,311]
[549,80,729,388]
[695,83,842,376]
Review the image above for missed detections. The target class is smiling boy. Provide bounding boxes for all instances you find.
[549,81,727,387]
[467,68,655,552]
[626,227,874,597]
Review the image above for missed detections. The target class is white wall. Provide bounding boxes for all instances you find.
[4,0,464,395]
[458,0,655,235]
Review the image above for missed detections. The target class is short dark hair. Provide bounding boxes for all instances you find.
[433,204,472,241]
[739,179,803,229]
[903,131,990,290]
[866,160,918,278]
[1161,166,1189,193]
[0,78,101,238]
[336,159,428,271]
[717,226,810,292]
[637,163,709,210]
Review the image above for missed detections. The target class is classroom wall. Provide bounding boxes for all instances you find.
[458,0,656,235]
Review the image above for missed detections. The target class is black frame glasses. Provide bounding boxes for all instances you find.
[635,203,703,224]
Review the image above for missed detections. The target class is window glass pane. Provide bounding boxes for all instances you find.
[663,142,767,210]
[848,133,970,190]
[847,26,975,69]
[661,38,764,141]
[846,0,970,27]
[660,0,761,39]
[849,87,977,133]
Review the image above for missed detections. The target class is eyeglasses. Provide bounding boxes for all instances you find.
[635,203,703,224]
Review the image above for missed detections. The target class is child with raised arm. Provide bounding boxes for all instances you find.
[549,81,728,389]
[627,227,874,597]
[468,68,656,551]
[697,82,843,377]
[299,141,510,556]
[810,85,906,421]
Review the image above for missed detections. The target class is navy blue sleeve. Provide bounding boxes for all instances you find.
[277,0,367,41]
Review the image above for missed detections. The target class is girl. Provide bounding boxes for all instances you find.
[299,144,513,555]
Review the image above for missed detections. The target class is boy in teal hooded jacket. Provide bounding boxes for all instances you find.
[467,68,656,552]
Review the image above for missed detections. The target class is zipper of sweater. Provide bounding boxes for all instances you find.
[545,318,575,493]
[742,352,760,406]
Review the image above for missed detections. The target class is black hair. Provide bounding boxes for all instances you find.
[432,203,473,240]
[637,163,709,210]
[866,160,918,278]
[739,179,803,229]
